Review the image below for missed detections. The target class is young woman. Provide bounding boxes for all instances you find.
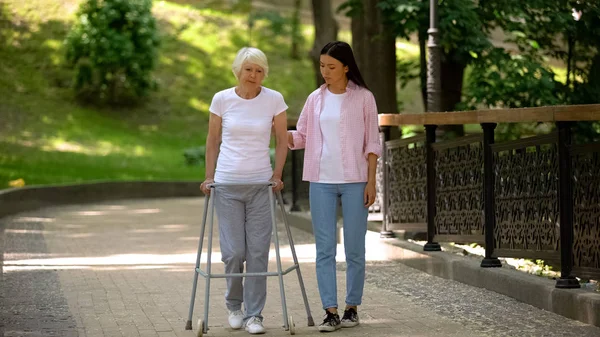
[201,47,288,335]
[288,41,381,332]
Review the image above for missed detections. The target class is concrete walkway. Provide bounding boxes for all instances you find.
[1,197,599,337]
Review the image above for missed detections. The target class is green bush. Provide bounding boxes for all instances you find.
[183,146,205,166]
[64,0,160,104]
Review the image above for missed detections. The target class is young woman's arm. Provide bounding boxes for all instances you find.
[363,90,382,207]
[363,91,382,159]
[365,153,378,207]
[288,94,312,149]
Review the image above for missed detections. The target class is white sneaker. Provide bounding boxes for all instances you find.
[228,309,244,329]
[245,316,266,334]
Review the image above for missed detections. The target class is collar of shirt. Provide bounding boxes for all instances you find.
[318,80,358,94]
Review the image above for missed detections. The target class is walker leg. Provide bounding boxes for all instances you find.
[277,192,314,326]
[269,188,289,330]
[203,189,217,334]
[186,195,210,330]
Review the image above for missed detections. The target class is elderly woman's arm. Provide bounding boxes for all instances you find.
[200,113,222,194]
[272,111,288,191]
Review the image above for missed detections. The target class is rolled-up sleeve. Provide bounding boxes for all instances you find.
[289,96,311,150]
[363,91,382,158]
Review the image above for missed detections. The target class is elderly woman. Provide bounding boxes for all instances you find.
[200,47,288,334]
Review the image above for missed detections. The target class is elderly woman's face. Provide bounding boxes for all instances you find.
[320,54,348,86]
[238,62,265,88]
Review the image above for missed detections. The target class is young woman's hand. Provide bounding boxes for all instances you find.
[364,181,376,207]
[200,178,215,195]
[287,131,294,148]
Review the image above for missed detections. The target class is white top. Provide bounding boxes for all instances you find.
[317,88,346,183]
[209,86,288,183]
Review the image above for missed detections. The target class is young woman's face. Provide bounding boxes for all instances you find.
[320,54,348,86]
[238,62,265,88]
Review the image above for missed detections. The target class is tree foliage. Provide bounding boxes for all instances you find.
[310,0,338,88]
[476,1,600,103]
[65,0,160,105]
[380,0,490,63]
[344,0,600,139]
[476,0,600,140]
[459,49,560,110]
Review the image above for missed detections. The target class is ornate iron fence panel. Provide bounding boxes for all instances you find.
[572,143,600,279]
[433,135,484,243]
[385,135,427,230]
[492,133,560,260]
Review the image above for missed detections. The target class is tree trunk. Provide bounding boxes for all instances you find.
[350,0,397,116]
[566,34,573,91]
[584,53,600,104]
[290,0,302,59]
[418,22,466,137]
[310,0,337,88]
[438,52,466,137]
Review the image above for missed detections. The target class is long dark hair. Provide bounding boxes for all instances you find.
[320,41,368,90]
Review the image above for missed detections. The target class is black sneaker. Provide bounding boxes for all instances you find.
[318,311,341,332]
[341,308,359,328]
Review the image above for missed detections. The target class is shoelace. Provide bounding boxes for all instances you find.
[322,311,338,325]
[342,309,356,320]
[247,316,262,325]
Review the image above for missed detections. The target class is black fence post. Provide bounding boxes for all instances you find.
[424,125,441,251]
[380,126,394,238]
[481,123,502,267]
[556,122,580,289]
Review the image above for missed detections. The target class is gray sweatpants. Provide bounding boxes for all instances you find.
[214,185,272,320]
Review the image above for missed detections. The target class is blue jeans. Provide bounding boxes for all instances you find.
[309,182,368,310]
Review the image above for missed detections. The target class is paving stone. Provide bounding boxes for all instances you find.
[1,197,599,337]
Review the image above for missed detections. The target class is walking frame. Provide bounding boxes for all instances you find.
[185,182,314,336]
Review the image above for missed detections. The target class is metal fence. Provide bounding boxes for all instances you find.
[287,108,600,287]
[373,119,600,288]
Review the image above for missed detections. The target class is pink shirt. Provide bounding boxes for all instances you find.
[290,81,382,182]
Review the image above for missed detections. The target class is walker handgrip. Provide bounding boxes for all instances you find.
[207,182,275,188]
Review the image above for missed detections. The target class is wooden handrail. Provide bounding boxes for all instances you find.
[286,104,600,128]
[378,104,600,126]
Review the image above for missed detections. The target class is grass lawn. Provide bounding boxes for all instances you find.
[1,1,574,190]
[0,0,324,188]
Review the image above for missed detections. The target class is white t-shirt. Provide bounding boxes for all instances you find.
[318,88,346,183]
[209,86,288,183]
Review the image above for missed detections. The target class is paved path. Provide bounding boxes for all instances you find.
[1,197,599,337]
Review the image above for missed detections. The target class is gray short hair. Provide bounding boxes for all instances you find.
[232,47,269,80]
